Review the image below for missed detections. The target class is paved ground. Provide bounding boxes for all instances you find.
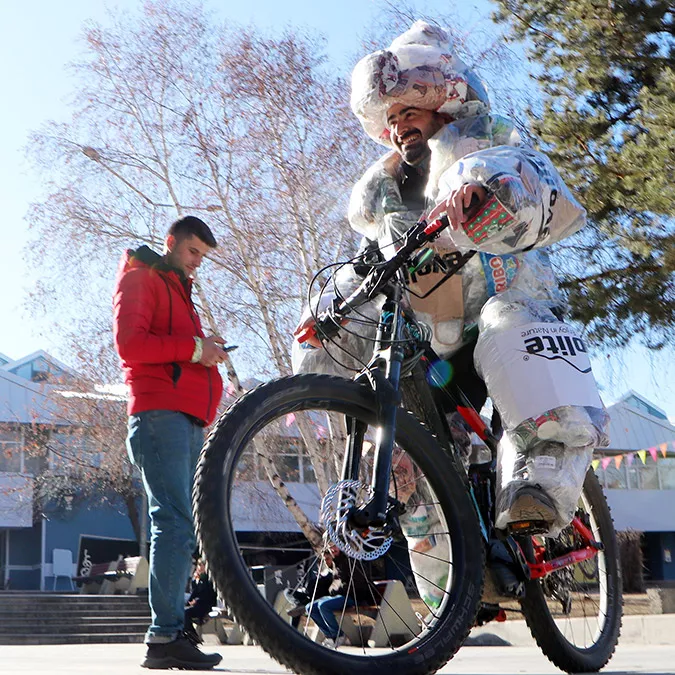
[2,643,675,675]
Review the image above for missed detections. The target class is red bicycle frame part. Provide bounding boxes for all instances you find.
[528,516,602,580]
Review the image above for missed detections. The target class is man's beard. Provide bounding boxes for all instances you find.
[397,132,430,166]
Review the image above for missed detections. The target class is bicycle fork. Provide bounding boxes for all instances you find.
[342,286,406,529]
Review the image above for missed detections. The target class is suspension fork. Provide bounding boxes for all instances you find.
[346,285,405,528]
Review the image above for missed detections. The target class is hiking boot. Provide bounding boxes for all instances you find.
[496,483,557,534]
[141,633,222,670]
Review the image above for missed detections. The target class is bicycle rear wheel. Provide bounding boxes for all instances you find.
[194,374,484,675]
[518,469,622,673]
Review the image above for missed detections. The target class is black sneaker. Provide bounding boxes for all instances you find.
[142,633,222,670]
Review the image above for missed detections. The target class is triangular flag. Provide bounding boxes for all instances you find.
[660,443,668,458]
[591,459,600,471]
[316,425,327,439]
[638,449,647,464]
[626,453,634,466]
[649,446,658,463]
[614,454,623,469]
[285,413,296,427]
[601,456,612,470]
[226,382,236,396]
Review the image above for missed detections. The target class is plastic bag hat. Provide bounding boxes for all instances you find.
[351,20,490,146]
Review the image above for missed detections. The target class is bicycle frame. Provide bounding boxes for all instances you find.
[338,276,603,586]
[305,211,604,586]
[528,516,603,580]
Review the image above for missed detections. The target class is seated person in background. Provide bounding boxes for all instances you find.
[305,541,375,648]
[184,559,218,644]
[285,552,335,623]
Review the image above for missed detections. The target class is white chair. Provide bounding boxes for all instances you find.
[52,548,75,591]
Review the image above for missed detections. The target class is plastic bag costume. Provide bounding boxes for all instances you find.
[293,21,609,566]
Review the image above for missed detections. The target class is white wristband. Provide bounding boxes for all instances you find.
[191,337,203,363]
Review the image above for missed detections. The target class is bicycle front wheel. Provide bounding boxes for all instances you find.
[194,374,484,675]
[518,469,623,673]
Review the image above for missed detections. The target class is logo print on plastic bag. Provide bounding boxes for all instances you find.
[522,333,592,374]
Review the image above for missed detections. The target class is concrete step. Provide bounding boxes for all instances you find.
[0,591,147,602]
[0,621,149,635]
[0,609,150,619]
[0,595,148,605]
[0,599,149,607]
[0,632,146,645]
[0,601,149,612]
[0,592,152,644]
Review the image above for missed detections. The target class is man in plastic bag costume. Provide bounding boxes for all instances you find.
[293,22,608,558]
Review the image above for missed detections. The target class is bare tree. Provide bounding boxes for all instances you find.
[25,1,533,551]
[25,0,377,549]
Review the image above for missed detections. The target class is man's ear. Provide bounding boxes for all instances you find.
[165,234,176,253]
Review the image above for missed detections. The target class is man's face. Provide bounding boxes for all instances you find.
[386,104,446,166]
[165,233,211,277]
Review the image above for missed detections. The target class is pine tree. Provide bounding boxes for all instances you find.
[494,0,674,348]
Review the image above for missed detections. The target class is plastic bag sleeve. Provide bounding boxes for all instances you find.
[436,146,587,254]
[348,153,405,239]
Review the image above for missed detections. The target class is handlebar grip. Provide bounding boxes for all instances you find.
[423,215,449,236]
[295,325,317,344]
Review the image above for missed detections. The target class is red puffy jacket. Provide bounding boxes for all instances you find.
[113,246,223,425]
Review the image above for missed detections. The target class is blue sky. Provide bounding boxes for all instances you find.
[1,0,673,419]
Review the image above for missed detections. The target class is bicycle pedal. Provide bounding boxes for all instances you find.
[507,520,549,536]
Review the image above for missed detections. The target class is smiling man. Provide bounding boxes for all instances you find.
[386,104,444,166]
[296,20,608,547]
[113,215,225,670]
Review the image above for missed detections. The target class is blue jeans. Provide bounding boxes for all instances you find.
[306,595,355,639]
[126,410,204,643]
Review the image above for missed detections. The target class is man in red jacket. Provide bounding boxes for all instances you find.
[113,216,225,670]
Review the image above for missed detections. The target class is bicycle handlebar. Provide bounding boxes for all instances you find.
[296,214,453,345]
[296,191,487,345]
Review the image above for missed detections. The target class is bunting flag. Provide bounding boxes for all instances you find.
[316,425,327,439]
[592,439,675,472]
[285,413,296,427]
[226,382,236,396]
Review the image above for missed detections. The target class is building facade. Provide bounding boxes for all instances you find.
[593,391,675,581]
[0,351,138,591]
[2,349,674,589]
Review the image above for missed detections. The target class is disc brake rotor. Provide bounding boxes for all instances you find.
[320,479,393,561]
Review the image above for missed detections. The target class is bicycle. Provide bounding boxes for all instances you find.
[193,210,622,675]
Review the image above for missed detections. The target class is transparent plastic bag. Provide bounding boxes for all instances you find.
[474,289,609,534]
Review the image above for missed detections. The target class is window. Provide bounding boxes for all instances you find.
[604,464,627,489]
[237,437,319,484]
[0,429,22,473]
[658,458,675,490]
[626,465,640,489]
[49,430,102,474]
[639,463,660,490]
